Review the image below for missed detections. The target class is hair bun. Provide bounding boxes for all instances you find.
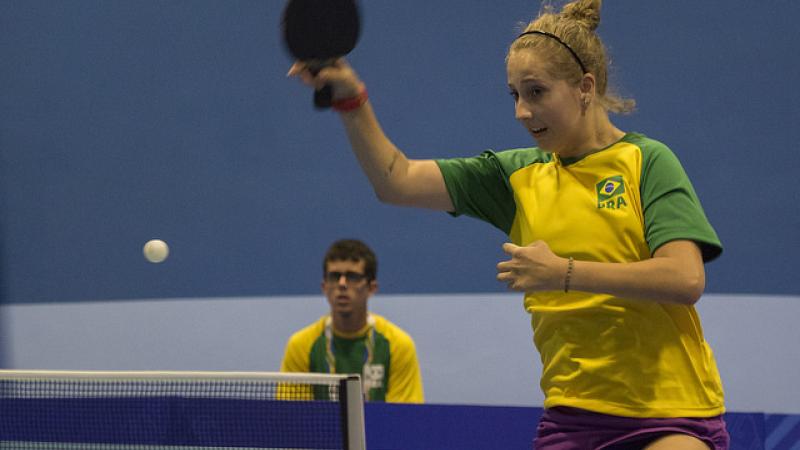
[561,0,602,31]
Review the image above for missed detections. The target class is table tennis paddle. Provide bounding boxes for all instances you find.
[281,0,361,109]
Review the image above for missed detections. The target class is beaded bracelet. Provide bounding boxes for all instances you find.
[332,86,368,112]
[564,256,574,293]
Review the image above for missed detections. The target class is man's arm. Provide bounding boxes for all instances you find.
[385,332,425,403]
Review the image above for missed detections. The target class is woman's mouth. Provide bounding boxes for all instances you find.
[530,127,547,137]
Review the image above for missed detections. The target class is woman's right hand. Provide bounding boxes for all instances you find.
[287,58,364,101]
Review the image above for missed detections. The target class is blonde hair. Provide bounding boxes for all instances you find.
[510,0,635,114]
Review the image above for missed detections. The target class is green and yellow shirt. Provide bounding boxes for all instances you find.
[436,132,724,418]
[280,313,424,403]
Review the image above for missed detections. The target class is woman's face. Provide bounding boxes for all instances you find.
[507,49,586,154]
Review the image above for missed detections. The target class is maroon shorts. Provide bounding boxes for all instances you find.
[535,406,730,450]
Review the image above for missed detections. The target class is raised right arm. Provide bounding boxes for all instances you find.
[288,59,454,211]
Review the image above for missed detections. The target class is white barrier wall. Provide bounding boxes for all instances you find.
[3,292,798,413]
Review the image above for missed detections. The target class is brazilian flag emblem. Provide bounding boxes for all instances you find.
[596,175,625,201]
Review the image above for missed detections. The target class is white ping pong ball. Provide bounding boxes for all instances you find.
[143,239,169,263]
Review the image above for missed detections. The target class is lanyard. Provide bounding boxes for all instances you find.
[325,314,375,394]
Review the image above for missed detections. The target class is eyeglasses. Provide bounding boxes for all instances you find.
[325,271,369,284]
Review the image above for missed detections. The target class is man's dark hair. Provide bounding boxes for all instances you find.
[323,239,377,281]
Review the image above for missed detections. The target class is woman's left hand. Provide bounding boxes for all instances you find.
[496,241,568,292]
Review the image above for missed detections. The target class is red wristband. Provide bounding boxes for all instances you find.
[332,86,368,112]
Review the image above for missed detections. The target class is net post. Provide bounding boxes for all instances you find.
[340,374,366,450]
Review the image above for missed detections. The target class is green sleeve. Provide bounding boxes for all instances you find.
[435,148,548,235]
[637,138,722,262]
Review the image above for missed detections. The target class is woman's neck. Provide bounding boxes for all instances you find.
[558,111,625,159]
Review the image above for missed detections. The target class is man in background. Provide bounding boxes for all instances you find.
[280,239,424,403]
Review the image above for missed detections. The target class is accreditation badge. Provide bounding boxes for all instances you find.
[362,363,385,394]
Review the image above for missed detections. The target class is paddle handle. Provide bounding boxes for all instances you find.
[314,85,333,109]
[306,62,333,110]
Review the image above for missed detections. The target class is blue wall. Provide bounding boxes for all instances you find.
[2,1,799,304]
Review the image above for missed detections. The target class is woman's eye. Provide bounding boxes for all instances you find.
[509,90,519,101]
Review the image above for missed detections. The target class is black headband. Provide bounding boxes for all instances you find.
[516,30,588,74]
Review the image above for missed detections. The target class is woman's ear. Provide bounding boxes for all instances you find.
[579,72,596,104]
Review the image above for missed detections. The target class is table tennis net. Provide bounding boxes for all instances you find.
[0,370,366,450]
